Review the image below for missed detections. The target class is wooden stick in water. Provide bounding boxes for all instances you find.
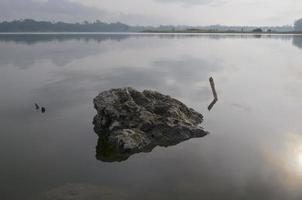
[209,77,218,100]
[208,77,218,111]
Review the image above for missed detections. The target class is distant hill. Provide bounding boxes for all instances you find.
[0,19,295,33]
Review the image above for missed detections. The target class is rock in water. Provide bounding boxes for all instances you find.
[93,87,208,162]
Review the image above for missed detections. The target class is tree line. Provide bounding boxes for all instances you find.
[0,19,134,32]
[0,19,301,32]
[294,18,302,32]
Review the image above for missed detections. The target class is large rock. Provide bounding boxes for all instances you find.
[93,87,208,162]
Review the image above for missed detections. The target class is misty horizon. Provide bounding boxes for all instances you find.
[1,0,302,26]
[0,18,296,28]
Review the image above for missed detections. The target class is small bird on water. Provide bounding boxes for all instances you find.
[34,103,46,113]
[34,103,40,110]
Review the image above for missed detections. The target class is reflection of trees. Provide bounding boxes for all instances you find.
[0,33,295,45]
[292,35,302,49]
[0,34,130,45]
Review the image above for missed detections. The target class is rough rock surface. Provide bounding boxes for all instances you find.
[93,87,208,162]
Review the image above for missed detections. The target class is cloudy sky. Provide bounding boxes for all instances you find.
[0,0,301,26]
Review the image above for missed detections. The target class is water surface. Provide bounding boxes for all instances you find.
[1,33,302,200]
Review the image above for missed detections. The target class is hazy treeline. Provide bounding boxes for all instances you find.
[0,19,145,32]
[294,18,302,32]
[0,19,298,32]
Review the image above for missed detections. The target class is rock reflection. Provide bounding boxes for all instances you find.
[96,133,154,162]
[95,129,207,163]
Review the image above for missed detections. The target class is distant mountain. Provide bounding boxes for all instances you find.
[0,19,295,33]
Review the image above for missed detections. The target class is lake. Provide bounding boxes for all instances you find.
[1,33,302,200]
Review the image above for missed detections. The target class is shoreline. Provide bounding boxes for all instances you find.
[0,31,302,35]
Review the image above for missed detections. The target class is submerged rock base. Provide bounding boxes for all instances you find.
[93,87,208,162]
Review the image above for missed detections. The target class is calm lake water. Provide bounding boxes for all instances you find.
[1,33,302,200]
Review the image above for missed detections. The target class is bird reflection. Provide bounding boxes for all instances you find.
[41,107,46,113]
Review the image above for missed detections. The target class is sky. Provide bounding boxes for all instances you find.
[0,0,301,26]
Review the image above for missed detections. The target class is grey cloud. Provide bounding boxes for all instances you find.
[153,0,217,5]
[0,0,170,26]
[0,0,107,22]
